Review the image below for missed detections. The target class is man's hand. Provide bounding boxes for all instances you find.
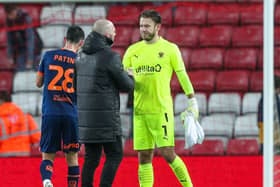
[127,68,134,76]
[180,97,199,122]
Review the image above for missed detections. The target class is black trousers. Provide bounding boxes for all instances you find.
[81,136,123,187]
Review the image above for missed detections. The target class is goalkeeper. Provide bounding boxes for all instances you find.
[123,9,198,187]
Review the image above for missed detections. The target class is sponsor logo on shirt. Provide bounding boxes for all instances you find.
[135,64,161,74]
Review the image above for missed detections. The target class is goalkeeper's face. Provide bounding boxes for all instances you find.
[139,17,160,42]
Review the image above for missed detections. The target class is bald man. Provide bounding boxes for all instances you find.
[75,19,134,187]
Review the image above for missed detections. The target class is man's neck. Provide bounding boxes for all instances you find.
[145,35,160,44]
[63,42,77,53]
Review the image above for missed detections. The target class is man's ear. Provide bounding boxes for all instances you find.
[79,40,84,47]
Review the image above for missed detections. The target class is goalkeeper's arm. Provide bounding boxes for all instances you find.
[176,70,199,119]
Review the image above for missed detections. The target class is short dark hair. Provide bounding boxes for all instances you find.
[66,25,85,44]
[139,9,161,24]
[4,4,17,14]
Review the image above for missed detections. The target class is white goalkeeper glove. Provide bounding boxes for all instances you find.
[180,97,199,122]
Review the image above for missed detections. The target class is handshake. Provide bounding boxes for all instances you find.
[180,97,199,122]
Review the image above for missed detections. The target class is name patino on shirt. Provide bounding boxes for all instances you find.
[54,54,75,64]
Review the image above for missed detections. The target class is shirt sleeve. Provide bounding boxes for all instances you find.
[170,44,194,95]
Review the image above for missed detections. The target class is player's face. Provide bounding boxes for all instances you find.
[139,17,160,41]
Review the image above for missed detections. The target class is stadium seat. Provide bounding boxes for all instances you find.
[130,26,167,44]
[275,4,280,25]
[190,48,224,70]
[13,70,42,92]
[80,25,92,38]
[207,4,239,25]
[174,138,191,156]
[174,3,208,26]
[249,71,262,92]
[208,93,241,115]
[142,4,173,26]
[234,113,258,138]
[0,71,13,94]
[174,115,185,137]
[0,5,6,26]
[191,139,225,156]
[123,138,137,156]
[199,26,232,47]
[40,5,73,25]
[20,5,42,26]
[0,49,14,71]
[11,92,41,116]
[232,26,263,47]
[275,27,280,46]
[180,48,192,69]
[224,48,257,70]
[240,4,263,25]
[113,26,133,47]
[37,25,67,48]
[188,70,216,92]
[165,26,200,47]
[0,29,7,48]
[216,70,249,92]
[242,92,261,114]
[226,138,259,155]
[74,5,106,25]
[33,116,41,129]
[201,113,236,138]
[174,92,207,116]
[107,5,140,26]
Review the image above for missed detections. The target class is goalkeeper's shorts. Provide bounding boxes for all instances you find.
[133,112,174,150]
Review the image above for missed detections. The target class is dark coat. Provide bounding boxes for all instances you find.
[75,31,134,143]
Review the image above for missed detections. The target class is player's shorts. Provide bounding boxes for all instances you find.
[40,115,80,153]
[133,111,174,150]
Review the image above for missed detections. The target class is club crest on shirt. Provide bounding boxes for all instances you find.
[158,52,164,58]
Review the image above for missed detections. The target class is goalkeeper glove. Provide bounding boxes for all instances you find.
[180,97,199,122]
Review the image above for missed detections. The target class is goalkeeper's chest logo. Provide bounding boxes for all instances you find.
[158,52,164,58]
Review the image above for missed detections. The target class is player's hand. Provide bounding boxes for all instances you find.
[180,97,199,123]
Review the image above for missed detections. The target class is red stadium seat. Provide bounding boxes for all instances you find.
[199,26,232,47]
[180,48,192,70]
[207,4,239,25]
[249,71,263,92]
[175,138,191,156]
[240,4,263,25]
[142,4,173,26]
[191,139,225,156]
[130,26,167,44]
[216,70,249,92]
[0,5,6,26]
[0,71,14,94]
[226,139,259,155]
[165,26,200,47]
[190,48,224,70]
[114,26,133,47]
[123,138,137,156]
[0,30,7,48]
[224,48,257,70]
[237,0,262,2]
[174,3,208,26]
[188,70,216,92]
[0,49,15,71]
[232,26,263,47]
[107,5,140,26]
[275,4,280,25]
[275,27,280,46]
